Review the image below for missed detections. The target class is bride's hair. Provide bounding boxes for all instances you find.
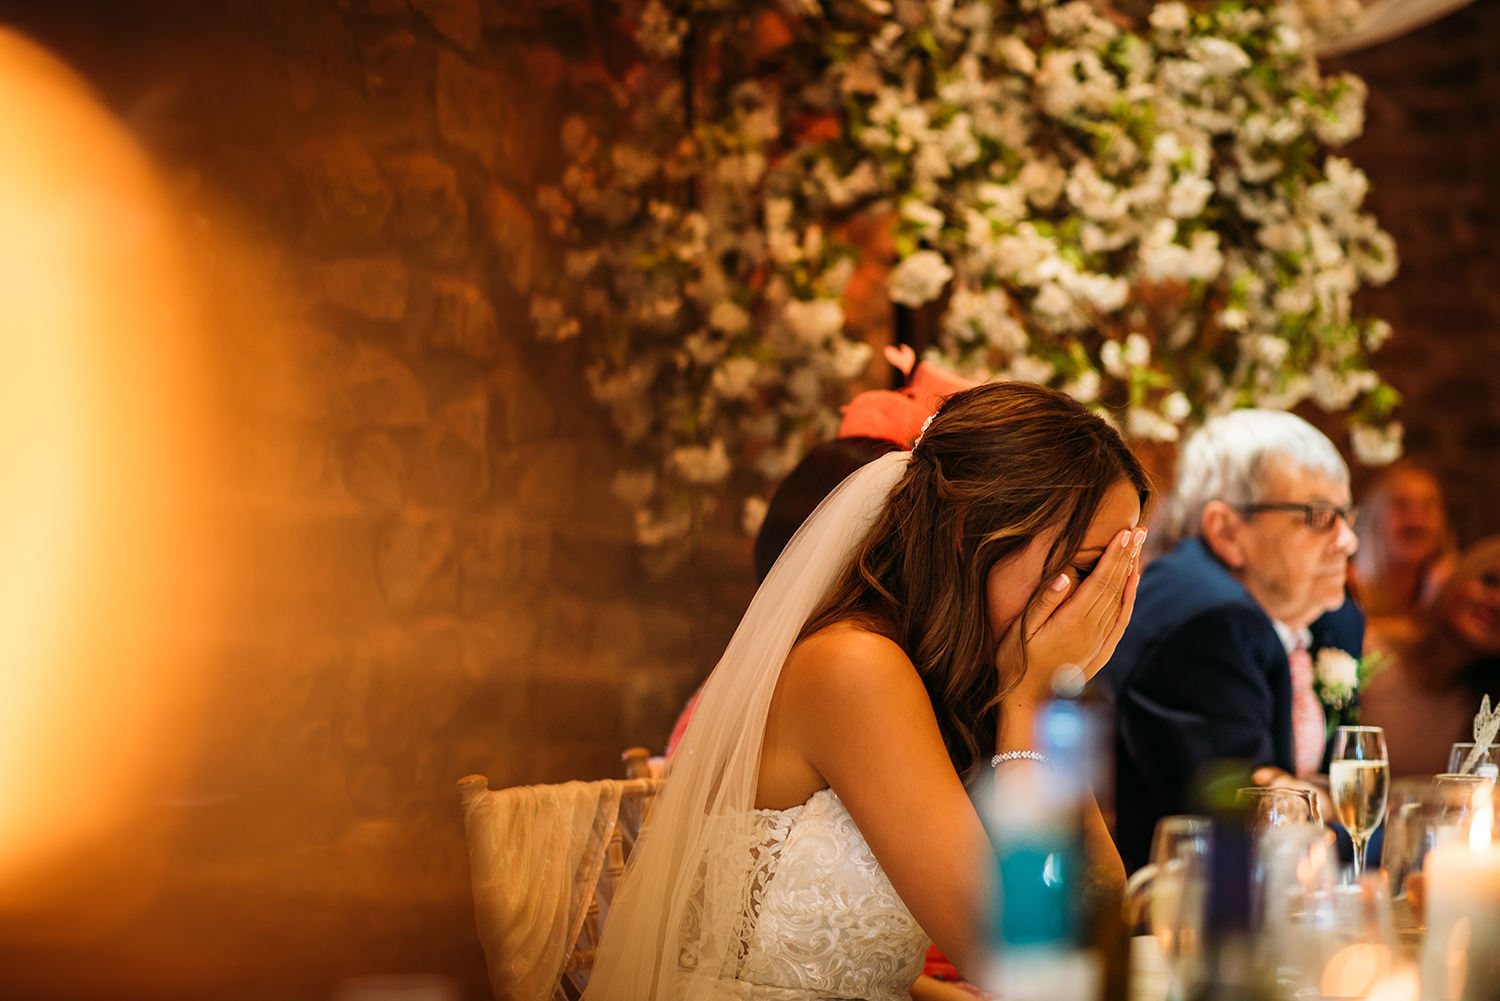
[802,381,1149,772]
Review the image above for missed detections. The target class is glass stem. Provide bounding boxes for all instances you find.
[1350,834,1365,878]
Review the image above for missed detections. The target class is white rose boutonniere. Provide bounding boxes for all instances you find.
[1312,647,1386,735]
[1313,649,1360,709]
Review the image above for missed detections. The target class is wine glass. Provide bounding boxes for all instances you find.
[1433,772,1494,828]
[1235,786,1320,836]
[1447,741,1500,777]
[1380,777,1444,937]
[1256,823,1340,997]
[1329,725,1390,879]
[1123,815,1212,1001]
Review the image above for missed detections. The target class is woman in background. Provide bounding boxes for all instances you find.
[1362,536,1500,777]
[1352,460,1457,655]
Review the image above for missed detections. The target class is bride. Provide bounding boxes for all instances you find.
[587,382,1149,1000]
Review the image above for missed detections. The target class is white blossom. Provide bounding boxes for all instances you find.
[712,357,761,400]
[1058,267,1130,313]
[530,296,580,341]
[1127,406,1181,442]
[741,495,769,536]
[827,338,874,380]
[636,0,686,58]
[611,144,660,189]
[1364,319,1393,351]
[1188,37,1252,77]
[901,199,947,237]
[1066,162,1128,222]
[1350,421,1404,465]
[1167,175,1214,219]
[888,250,954,307]
[945,285,1027,354]
[1007,356,1056,385]
[1252,335,1292,366]
[974,183,1028,226]
[1100,339,1126,377]
[1139,221,1224,283]
[782,298,845,345]
[635,508,691,547]
[1017,160,1067,210]
[995,35,1037,74]
[1032,281,1081,330]
[1354,225,1399,284]
[1064,369,1102,403]
[1149,2,1191,34]
[1162,391,1192,421]
[709,300,750,335]
[672,439,732,485]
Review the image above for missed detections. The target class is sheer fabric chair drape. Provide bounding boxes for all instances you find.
[458,773,660,1001]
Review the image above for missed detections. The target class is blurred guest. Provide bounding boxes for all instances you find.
[1362,536,1500,777]
[1351,460,1457,655]
[752,436,903,583]
[1091,409,1363,872]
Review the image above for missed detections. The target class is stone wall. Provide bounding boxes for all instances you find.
[2,1,1498,998]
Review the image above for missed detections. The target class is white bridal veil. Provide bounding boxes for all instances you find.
[584,450,913,1000]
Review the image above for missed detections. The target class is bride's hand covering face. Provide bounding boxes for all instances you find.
[989,480,1146,709]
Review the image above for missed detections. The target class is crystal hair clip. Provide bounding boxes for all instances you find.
[912,413,936,451]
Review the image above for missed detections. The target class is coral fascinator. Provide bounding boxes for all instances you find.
[837,345,980,447]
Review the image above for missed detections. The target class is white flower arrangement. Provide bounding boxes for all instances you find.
[530,0,1401,554]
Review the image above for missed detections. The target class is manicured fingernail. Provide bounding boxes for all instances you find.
[1051,574,1069,592]
[1120,531,1131,549]
[1134,529,1147,547]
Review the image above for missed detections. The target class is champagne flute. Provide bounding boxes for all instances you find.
[1329,725,1390,879]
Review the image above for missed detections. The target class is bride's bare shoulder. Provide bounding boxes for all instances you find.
[781,621,920,696]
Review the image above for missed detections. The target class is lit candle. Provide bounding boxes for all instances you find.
[1420,784,1500,1001]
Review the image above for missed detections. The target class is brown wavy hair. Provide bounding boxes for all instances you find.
[801,382,1149,773]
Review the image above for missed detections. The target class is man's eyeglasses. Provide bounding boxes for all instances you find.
[1237,501,1358,533]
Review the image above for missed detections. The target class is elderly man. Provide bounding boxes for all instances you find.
[1093,409,1363,871]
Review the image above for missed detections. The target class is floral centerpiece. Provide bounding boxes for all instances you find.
[531,0,1400,558]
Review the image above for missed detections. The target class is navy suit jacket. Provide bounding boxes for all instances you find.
[1090,538,1364,872]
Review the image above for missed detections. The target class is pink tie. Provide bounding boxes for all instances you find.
[1288,644,1326,778]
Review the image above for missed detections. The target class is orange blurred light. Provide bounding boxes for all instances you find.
[0,29,216,933]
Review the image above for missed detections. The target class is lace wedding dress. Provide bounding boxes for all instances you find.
[677,787,929,1001]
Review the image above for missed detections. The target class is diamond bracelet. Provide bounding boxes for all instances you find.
[990,750,1049,767]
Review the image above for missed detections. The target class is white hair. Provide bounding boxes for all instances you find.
[1158,409,1350,549]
